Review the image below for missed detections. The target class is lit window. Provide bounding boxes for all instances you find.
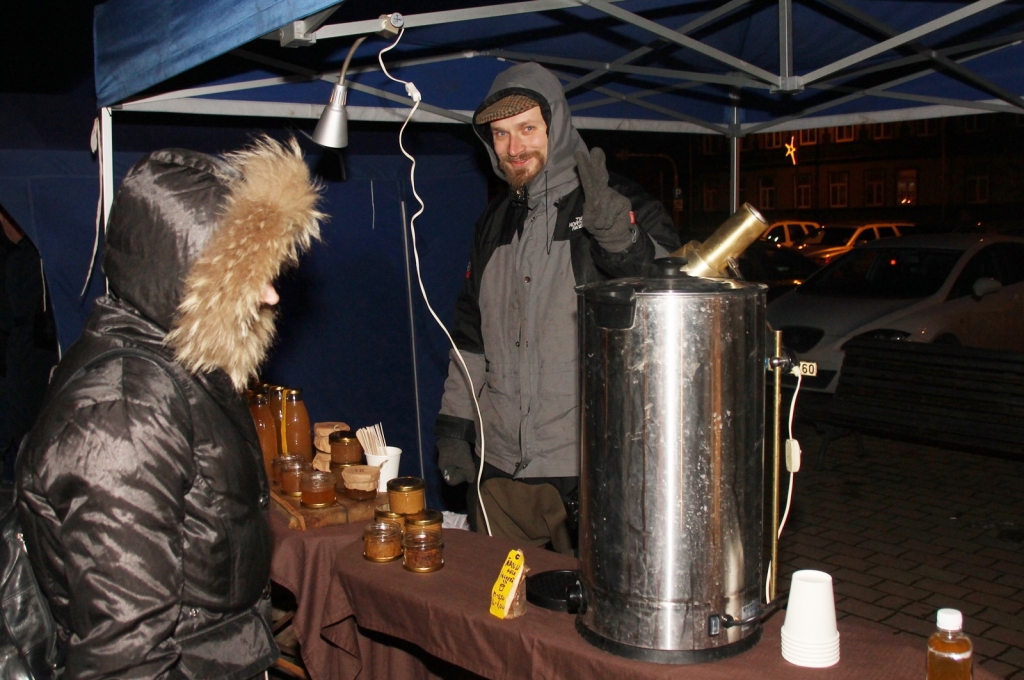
[759,177,776,210]
[967,174,989,204]
[865,170,884,207]
[794,174,812,209]
[834,125,856,143]
[829,172,849,208]
[897,169,917,205]
[798,129,818,146]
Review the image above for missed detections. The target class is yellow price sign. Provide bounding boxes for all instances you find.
[489,549,525,619]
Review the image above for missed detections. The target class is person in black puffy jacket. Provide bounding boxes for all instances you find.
[17,137,324,679]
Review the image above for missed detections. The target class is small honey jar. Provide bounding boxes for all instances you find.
[329,430,363,464]
[330,462,354,492]
[341,465,380,501]
[387,476,426,515]
[375,503,406,532]
[363,520,403,562]
[404,509,443,537]
[276,456,310,497]
[300,470,336,508]
[402,529,443,572]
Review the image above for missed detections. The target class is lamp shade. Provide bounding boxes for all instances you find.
[312,83,349,148]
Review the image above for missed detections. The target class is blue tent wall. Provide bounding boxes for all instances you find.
[266,149,485,505]
[0,108,488,509]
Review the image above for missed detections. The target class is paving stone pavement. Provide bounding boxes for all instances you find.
[776,422,1024,678]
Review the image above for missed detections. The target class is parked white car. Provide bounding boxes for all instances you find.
[767,233,1024,392]
[796,222,912,266]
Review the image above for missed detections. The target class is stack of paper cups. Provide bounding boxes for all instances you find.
[781,570,840,667]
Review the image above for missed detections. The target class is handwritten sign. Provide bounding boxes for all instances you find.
[489,549,526,619]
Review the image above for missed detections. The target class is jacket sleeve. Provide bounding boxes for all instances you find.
[435,209,491,445]
[22,362,194,680]
[590,174,681,278]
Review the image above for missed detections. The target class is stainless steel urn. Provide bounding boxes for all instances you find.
[576,269,766,663]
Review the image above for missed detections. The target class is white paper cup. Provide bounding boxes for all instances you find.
[781,570,840,663]
[365,446,402,492]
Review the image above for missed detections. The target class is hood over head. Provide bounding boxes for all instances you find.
[473,62,588,196]
[103,136,325,389]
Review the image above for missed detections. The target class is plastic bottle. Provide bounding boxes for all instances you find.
[927,608,972,680]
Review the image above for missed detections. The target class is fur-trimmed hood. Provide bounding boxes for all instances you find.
[103,136,324,389]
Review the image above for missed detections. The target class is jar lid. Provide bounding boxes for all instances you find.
[286,388,304,400]
[387,476,426,492]
[405,509,442,527]
[302,470,334,482]
[375,506,403,520]
[363,520,401,536]
[275,455,309,470]
[402,530,443,547]
[342,465,380,491]
[329,429,358,442]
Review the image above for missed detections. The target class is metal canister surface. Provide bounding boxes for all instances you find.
[576,273,766,663]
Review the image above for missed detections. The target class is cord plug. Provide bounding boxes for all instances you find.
[405,82,422,102]
[785,438,801,472]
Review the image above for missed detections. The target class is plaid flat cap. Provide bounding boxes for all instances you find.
[474,94,541,124]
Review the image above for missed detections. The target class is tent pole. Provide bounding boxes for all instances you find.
[729,103,741,213]
[101,107,114,295]
[400,200,425,479]
[100,107,114,230]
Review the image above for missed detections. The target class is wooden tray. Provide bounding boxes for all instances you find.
[270,486,384,531]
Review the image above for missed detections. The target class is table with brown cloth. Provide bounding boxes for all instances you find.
[270,512,365,679]
[316,526,998,680]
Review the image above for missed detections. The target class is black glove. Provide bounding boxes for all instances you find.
[574,147,637,253]
[437,437,476,486]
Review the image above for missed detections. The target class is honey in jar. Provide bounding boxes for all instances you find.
[375,503,406,532]
[404,509,443,537]
[387,476,426,515]
[363,520,403,562]
[249,393,278,481]
[267,386,286,456]
[300,470,336,508]
[329,430,363,464]
[341,465,380,501]
[402,529,443,572]
[277,456,310,497]
[283,389,313,460]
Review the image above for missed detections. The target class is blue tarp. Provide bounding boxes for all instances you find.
[94,0,1024,130]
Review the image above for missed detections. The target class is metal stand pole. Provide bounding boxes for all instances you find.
[770,329,783,602]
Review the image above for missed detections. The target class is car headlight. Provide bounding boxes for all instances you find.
[842,329,911,348]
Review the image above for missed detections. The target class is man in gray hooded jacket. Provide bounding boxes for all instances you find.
[434,63,680,540]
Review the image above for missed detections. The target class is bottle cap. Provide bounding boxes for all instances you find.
[936,608,963,631]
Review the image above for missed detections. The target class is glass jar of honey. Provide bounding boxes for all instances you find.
[329,430,363,464]
[402,529,444,572]
[386,476,426,515]
[375,503,406,532]
[249,393,278,482]
[330,462,354,491]
[300,470,336,508]
[341,465,380,501]
[363,520,403,562]
[277,456,310,497]
[404,509,443,537]
[283,389,313,460]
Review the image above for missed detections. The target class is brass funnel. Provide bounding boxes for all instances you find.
[671,203,768,278]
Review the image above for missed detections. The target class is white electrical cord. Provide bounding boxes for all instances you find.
[378,29,493,536]
[765,367,803,604]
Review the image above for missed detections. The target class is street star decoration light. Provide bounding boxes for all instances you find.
[785,136,798,165]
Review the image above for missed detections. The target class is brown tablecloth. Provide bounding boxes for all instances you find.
[315,527,998,680]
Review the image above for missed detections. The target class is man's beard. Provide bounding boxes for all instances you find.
[500,150,546,189]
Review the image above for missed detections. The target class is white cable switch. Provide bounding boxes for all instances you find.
[785,438,801,472]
